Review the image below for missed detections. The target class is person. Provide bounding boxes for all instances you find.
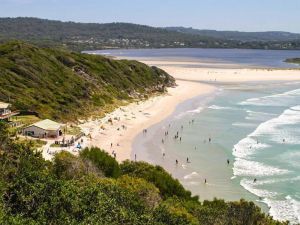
[163,152,165,157]
[194,146,197,150]
[253,178,257,183]
[162,139,164,144]
[111,143,113,148]
[186,157,190,163]
[135,154,137,161]
[180,137,182,142]
[209,137,211,143]
[204,178,207,184]
[176,159,178,165]
[283,138,285,143]
[227,159,230,165]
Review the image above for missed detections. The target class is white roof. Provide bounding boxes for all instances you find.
[0,102,10,109]
[30,119,63,131]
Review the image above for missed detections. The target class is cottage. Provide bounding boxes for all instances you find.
[23,119,64,138]
[0,101,19,121]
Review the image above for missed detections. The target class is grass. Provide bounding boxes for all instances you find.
[50,143,61,148]
[15,137,47,148]
[14,115,40,126]
[66,125,82,136]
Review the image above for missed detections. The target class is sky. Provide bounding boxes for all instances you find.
[1,0,300,33]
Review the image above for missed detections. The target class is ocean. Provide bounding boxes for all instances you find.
[89,48,300,223]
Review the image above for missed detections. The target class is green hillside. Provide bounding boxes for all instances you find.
[1,17,300,50]
[0,41,175,121]
[0,123,287,224]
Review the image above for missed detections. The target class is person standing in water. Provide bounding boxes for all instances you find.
[227,159,230,165]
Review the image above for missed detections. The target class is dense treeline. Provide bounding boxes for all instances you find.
[165,27,300,42]
[0,41,175,121]
[0,17,300,51]
[0,123,287,224]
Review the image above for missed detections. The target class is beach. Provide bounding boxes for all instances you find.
[79,78,215,162]
[80,60,300,162]
[79,55,300,223]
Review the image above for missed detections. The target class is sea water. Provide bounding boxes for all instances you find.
[89,48,300,223]
[132,81,300,224]
[87,48,300,68]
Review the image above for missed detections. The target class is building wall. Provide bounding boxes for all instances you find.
[23,126,59,138]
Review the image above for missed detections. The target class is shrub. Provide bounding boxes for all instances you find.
[79,147,121,178]
[120,160,196,201]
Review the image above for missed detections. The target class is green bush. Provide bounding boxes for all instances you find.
[120,160,196,201]
[80,147,121,178]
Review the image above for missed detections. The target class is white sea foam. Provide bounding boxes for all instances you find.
[245,110,276,121]
[175,106,203,119]
[241,179,300,224]
[184,172,200,180]
[240,178,277,198]
[233,136,271,158]
[233,105,300,160]
[233,158,290,177]
[208,105,233,110]
[263,196,300,224]
[239,88,300,106]
[232,122,256,128]
[251,106,300,144]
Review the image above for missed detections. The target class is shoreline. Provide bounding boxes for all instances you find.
[80,61,300,162]
[80,79,216,162]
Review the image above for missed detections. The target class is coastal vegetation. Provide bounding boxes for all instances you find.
[0,41,175,121]
[285,58,300,65]
[0,17,300,51]
[0,122,287,224]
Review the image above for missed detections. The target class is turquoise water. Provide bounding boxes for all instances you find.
[89,48,300,223]
[132,81,300,224]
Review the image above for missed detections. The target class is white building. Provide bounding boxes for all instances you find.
[23,119,64,138]
[0,101,19,121]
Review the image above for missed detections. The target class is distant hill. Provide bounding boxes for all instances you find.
[0,41,175,121]
[165,27,300,42]
[0,17,300,50]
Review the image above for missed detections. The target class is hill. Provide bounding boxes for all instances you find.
[165,27,300,42]
[0,123,287,224]
[1,17,300,50]
[0,41,175,121]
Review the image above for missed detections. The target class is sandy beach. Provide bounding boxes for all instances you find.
[80,79,215,161]
[80,59,300,162]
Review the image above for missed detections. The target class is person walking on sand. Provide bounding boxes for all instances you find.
[180,137,182,142]
[204,178,207,184]
[162,139,164,144]
[209,137,211,143]
[111,143,113,148]
[186,157,190,163]
[176,159,178,165]
[135,154,137,161]
[163,152,165,157]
